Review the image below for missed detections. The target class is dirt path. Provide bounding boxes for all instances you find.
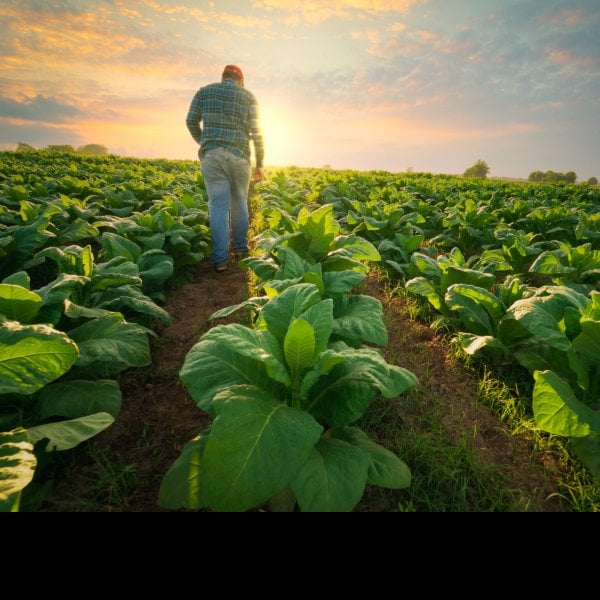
[46,261,567,512]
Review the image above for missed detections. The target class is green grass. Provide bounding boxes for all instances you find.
[358,390,535,512]
[45,445,138,512]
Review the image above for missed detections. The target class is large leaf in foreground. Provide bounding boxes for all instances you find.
[291,437,371,512]
[334,426,411,489]
[180,325,289,413]
[201,387,323,512]
[533,370,600,437]
[0,428,36,512]
[0,322,78,395]
[309,345,418,427]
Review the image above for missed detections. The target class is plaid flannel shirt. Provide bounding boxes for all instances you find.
[186,79,264,168]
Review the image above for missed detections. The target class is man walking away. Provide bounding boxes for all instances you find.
[186,64,265,272]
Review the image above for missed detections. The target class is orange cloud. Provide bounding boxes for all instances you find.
[251,0,422,24]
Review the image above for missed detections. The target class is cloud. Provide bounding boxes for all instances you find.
[251,0,422,24]
[0,95,81,122]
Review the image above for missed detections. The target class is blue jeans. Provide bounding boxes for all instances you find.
[201,147,251,264]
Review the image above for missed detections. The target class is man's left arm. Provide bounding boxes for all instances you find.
[248,95,264,179]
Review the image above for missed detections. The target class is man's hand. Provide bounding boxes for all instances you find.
[252,167,264,182]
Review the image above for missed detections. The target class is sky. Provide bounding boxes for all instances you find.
[0,0,599,180]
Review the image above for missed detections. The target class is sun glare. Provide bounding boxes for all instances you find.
[260,108,297,167]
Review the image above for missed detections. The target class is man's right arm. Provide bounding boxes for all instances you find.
[186,90,203,144]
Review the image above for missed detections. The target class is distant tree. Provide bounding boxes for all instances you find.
[588,177,598,185]
[528,171,544,182]
[45,144,75,153]
[528,170,578,183]
[77,144,108,156]
[463,159,490,178]
[16,142,36,152]
[565,171,577,184]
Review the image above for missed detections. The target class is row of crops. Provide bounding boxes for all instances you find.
[2,150,599,511]
[0,151,210,511]
[248,168,600,486]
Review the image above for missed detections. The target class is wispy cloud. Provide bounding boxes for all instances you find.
[252,0,422,24]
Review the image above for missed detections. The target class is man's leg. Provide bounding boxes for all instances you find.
[227,153,252,253]
[201,148,231,265]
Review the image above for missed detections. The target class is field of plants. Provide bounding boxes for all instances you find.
[1,150,599,511]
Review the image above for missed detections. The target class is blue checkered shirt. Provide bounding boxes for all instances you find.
[186,79,264,168]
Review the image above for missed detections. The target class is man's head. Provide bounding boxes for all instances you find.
[222,64,244,87]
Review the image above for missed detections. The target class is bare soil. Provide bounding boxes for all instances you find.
[45,260,568,512]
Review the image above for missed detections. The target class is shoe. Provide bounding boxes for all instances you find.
[214,261,229,272]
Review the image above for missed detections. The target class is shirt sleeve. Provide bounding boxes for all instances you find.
[186,89,203,145]
[248,95,264,169]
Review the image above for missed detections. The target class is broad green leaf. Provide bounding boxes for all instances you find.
[56,218,99,244]
[572,317,600,369]
[180,330,286,414]
[533,370,600,437]
[322,270,366,296]
[284,318,316,373]
[571,435,600,481]
[2,272,31,288]
[275,246,309,279]
[299,350,346,400]
[309,345,418,427]
[0,322,78,395]
[201,388,323,511]
[200,324,290,386]
[529,251,576,275]
[159,434,209,509]
[209,296,267,320]
[35,273,89,311]
[297,204,338,259]
[445,287,494,335]
[408,252,441,279]
[333,294,388,346]
[333,427,411,489]
[0,428,36,512]
[297,298,333,355]
[457,333,508,359]
[68,313,151,371]
[508,294,572,351]
[406,276,442,311]
[291,438,371,512]
[258,283,321,344]
[440,265,495,292]
[28,412,115,451]
[101,232,141,262]
[38,379,122,419]
[137,250,174,288]
[0,284,41,323]
[93,285,171,323]
[332,234,381,262]
[446,283,505,324]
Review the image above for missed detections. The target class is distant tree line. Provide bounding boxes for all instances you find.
[15,142,109,156]
[527,170,598,185]
[528,170,577,184]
